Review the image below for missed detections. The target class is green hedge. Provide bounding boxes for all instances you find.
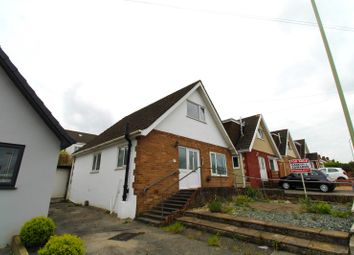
[38,234,84,255]
[20,216,56,248]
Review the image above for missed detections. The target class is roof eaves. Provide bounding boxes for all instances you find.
[0,47,74,149]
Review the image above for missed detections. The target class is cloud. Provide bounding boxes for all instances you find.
[62,84,114,134]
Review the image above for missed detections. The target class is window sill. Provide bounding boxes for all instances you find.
[0,186,17,190]
[186,115,207,124]
[115,166,126,171]
[233,167,240,170]
[90,171,99,174]
[210,174,228,178]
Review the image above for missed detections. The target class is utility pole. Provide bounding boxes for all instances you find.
[310,0,354,148]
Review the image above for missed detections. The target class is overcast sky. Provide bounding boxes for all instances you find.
[1,0,353,162]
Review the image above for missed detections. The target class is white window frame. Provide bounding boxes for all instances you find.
[117,146,128,169]
[187,100,206,123]
[232,155,240,169]
[91,152,101,172]
[178,146,200,171]
[210,152,228,177]
[268,157,278,171]
[257,128,264,139]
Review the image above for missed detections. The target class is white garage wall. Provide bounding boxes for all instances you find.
[51,168,70,198]
[68,139,137,219]
[0,68,60,247]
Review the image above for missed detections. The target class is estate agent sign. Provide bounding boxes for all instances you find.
[289,159,311,173]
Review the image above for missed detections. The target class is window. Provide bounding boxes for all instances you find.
[0,142,25,188]
[187,101,206,122]
[232,156,240,169]
[210,152,227,176]
[257,129,264,139]
[117,147,128,168]
[178,147,199,170]
[269,158,278,171]
[328,168,338,173]
[92,152,101,171]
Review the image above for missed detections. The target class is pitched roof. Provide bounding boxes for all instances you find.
[0,46,74,149]
[294,139,306,158]
[223,114,261,151]
[79,81,200,151]
[306,152,319,161]
[65,130,97,144]
[271,129,288,156]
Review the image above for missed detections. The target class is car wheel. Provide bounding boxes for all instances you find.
[282,182,290,190]
[337,177,345,180]
[319,184,329,193]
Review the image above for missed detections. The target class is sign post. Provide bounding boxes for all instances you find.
[289,159,311,199]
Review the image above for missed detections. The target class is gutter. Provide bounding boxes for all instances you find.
[122,124,132,201]
[72,130,141,157]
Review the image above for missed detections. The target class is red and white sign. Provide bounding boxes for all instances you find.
[289,159,311,173]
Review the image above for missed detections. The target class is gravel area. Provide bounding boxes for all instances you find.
[233,202,353,232]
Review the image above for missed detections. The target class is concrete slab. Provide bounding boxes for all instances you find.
[49,202,273,255]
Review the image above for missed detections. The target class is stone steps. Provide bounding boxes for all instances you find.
[183,211,349,246]
[178,216,349,255]
[137,189,196,225]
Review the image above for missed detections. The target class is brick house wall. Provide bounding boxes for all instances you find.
[133,130,234,214]
[243,150,279,187]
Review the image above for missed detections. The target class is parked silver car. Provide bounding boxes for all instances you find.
[318,167,348,181]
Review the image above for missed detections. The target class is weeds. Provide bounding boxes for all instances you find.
[300,199,351,218]
[234,195,253,206]
[208,200,222,213]
[162,222,185,233]
[207,233,220,247]
[244,187,263,200]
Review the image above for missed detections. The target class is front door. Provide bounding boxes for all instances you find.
[258,156,268,181]
[178,147,201,189]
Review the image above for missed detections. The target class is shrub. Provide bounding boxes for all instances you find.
[234,195,253,206]
[307,201,332,214]
[38,234,84,255]
[162,222,185,233]
[208,200,222,212]
[330,210,351,218]
[207,234,220,247]
[244,187,262,199]
[20,217,56,248]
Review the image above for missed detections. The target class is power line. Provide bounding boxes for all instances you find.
[124,0,354,32]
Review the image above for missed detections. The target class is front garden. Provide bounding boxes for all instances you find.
[194,188,353,232]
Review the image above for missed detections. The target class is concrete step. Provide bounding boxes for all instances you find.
[164,199,186,205]
[137,216,161,226]
[169,196,190,201]
[184,211,349,246]
[148,209,173,216]
[152,205,179,212]
[143,213,166,220]
[159,202,184,208]
[178,216,348,255]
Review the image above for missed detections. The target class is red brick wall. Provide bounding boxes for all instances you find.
[243,150,279,187]
[134,130,234,214]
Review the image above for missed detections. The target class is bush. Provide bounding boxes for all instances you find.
[307,201,332,214]
[162,222,185,233]
[234,195,253,206]
[208,200,222,213]
[20,217,56,248]
[207,234,220,247]
[244,187,262,200]
[38,234,84,255]
[330,210,351,218]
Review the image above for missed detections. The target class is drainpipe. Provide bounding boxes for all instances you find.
[122,123,132,201]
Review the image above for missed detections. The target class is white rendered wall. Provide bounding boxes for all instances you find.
[51,168,70,198]
[0,68,60,247]
[65,142,84,155]
[68,140,137,219]
[156,88,228,148]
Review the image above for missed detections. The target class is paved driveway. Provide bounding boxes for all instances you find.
[49,202,280,255]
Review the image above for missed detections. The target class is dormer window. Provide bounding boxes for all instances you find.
[187,101,206,122]
[257,129,264,139]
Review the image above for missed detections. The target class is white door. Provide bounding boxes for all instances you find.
[258,157,268,181]
[178,147,201,189]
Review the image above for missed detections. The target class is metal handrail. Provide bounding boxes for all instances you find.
[160,166,202,219]
[143,170,179,193]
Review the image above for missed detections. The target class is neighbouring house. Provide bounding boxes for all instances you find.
[306,152,321,169]
[0,47,74,247]
[67,81,237,220]
[294,139,310,159]
[271,129,300,177]
[223,115,282,188]
[51,130,97,199]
